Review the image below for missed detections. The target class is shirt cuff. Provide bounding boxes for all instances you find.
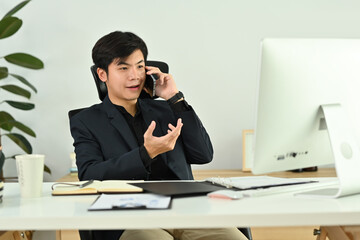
[139,145,152,170]
[169,99,191,112]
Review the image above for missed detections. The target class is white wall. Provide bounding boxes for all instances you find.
[1,0,360,181]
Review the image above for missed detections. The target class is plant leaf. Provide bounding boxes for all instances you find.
[4,133,32,154]
[0,119,36,137]
[0,151,5,170]
[4,100,35,110]
[0,111,15,131]
[3,1,30,19]
[0,67,9,80]
[4,53,44,69]
[0,84,31,99]
[9,73,37,93]
[0,16,22,39]
[44,164,51,174]
[12,121,36,137]
[0,112,35,136]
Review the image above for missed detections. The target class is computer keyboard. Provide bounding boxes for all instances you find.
[240,179,339,197]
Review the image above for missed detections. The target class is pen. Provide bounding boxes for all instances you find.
[79,179,94,188]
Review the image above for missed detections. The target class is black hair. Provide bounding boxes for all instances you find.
[92,31,148,73]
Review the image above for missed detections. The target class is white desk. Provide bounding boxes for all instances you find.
[1,182,360,231]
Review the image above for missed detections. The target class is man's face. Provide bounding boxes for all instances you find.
[98,49,146,105]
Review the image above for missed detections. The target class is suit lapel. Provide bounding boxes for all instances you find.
[139,99,165,138]
[139,99,169,164]
[102,97,169,165]
[102,96,138,149]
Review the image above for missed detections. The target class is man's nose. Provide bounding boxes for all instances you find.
[129,66,139,80]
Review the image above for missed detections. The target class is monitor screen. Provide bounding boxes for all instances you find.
[252,38,360,175]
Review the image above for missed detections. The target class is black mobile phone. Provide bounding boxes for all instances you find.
[145,73,158,98]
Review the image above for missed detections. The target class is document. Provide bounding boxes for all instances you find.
[88,193,172,211]
[205,176,317,190]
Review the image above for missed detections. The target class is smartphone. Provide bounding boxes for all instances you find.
[145,73,158,98]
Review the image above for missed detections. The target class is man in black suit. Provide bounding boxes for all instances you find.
[70,31,247,240]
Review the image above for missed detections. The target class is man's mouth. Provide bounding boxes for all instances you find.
[127,84,140,90]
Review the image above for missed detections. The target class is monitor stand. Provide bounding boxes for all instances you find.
[298,103,360,198]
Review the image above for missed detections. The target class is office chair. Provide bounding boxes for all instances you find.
[70,61,252,240]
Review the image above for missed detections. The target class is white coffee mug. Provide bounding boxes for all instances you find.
[16,154,45,198]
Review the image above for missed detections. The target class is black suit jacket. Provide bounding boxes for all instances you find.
[70,95,213,181]
[70,95,213,240]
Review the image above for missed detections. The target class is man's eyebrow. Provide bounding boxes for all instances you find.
[116,60,144,66]
[116,61,129,66]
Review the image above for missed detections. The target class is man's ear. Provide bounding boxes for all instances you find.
[97,68,107,83]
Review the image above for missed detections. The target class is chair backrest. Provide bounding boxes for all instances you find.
[68,108,87,119]
[90,60,169,102]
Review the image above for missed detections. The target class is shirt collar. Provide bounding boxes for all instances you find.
[114,100,142,118]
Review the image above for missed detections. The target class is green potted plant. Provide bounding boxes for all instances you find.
[0,0,51,183]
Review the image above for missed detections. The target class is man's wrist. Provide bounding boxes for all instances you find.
[143,142,156,159]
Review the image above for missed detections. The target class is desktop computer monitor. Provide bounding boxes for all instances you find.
[251,38,360,197]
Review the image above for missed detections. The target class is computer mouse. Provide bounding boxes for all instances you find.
[207,190,243,200]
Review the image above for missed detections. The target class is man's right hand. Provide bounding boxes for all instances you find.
[143,118,183,159]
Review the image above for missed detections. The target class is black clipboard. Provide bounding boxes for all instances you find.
[129,181,227,197]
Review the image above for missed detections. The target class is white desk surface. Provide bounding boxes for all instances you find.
[1,182,360,230]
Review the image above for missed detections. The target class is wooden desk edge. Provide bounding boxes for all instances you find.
[57,168,336,182]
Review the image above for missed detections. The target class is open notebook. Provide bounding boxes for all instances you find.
[52,180,143,196]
